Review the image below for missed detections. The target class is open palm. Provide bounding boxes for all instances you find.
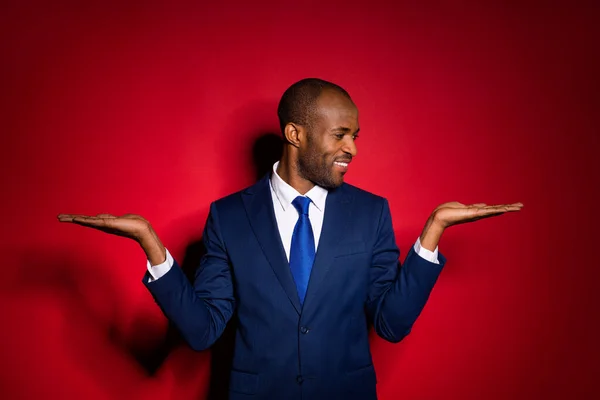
[433,201,524,228]
[57,213,151,242]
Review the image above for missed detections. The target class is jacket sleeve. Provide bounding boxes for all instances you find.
[143,202,235,351]
[365,199,446,343]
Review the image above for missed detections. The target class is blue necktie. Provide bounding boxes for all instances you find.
[290,196,315,306]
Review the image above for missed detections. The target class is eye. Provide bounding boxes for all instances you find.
[352,134,359,140]
[335,133,345,139]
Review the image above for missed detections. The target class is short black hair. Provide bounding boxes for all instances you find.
[277,78,351,135]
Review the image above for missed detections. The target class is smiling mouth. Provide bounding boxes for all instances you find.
[333,158,352,172]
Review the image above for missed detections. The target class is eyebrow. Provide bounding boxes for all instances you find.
[331,127,360,134]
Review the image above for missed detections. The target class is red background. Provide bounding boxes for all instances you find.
[1,1,598,399]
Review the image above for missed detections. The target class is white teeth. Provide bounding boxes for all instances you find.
[334,162,348,167]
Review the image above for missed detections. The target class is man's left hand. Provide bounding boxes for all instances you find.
[433,201,523,229]
[419,201,524,252]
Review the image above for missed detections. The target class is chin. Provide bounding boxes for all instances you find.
[318,177,344,190]
[307,169,345,190]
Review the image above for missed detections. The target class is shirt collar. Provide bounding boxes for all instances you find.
[271,161,328,212]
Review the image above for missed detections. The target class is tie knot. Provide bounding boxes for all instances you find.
[292,196,311,216]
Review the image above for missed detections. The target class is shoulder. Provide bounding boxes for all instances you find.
[340,182,388,206]
[339,183,392,230]
[211,176,270,211]
[211,188,248,211]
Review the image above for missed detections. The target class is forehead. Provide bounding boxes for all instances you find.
[313,89,359,129]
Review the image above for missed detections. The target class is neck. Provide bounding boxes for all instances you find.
[276,152,315,195]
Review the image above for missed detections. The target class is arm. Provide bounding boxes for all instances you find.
[365,199,523,343]
[57,205,235,351]
[365,200,445,343]
[143,202,235,351]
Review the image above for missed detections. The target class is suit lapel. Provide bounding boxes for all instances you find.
[242,175,302,315]
[303,184,353,311]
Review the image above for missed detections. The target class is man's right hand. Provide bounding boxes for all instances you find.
[57,213,167,266]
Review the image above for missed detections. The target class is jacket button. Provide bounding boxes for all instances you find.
[300,326,309,334]
[296,375,304,384]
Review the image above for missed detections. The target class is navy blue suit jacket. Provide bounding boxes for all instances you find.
[145,175,445,399]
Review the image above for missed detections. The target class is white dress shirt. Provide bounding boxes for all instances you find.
[147,162,439,281]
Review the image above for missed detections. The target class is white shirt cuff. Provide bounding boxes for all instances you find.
[146,248,174,282]
[413,237,439,265]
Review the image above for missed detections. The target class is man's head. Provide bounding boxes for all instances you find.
[277,78,359,189]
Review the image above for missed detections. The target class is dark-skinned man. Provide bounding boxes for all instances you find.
[59,78,522,399]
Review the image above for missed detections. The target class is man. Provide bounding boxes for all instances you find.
[59,78,522,399]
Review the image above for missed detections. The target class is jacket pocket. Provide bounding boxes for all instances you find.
[346,363,377,383]
[229,369,259,395]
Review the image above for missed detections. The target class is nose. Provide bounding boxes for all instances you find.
[342,136,357,157]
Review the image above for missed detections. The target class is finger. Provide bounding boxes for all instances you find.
[57,214,91,222]
[505,205,523,212]
[71,216,112,228]
[96,214,116,218]
[470,203,487,208]
[478,205,520,216]
[122,214,142,219]
[121,214,148,222]
[491,203,523,212]
[491,202,523,208]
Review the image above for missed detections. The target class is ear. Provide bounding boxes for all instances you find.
[283,123,304,148]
